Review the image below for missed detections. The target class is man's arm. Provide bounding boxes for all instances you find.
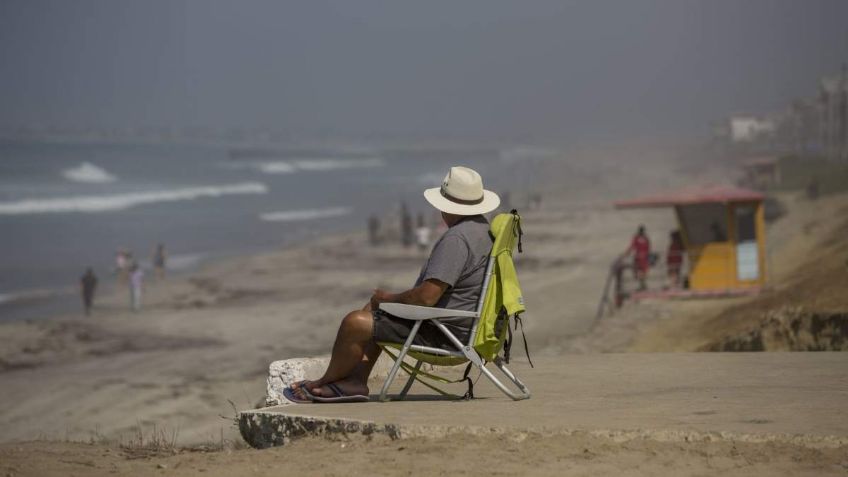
[367,279,449,311]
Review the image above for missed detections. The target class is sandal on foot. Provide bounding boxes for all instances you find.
[312,382,369,403]
[283,382,315,404]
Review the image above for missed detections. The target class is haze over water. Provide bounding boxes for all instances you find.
[0,140,530,316]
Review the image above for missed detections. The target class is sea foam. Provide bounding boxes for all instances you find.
[257,162,298,174]
[0,182,268,215]
[62,162,118,183]
[228,157,385,175]
[259,207,352,222]
[291,157,385,171]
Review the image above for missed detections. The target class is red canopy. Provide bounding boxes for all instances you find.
[614,185,765,209]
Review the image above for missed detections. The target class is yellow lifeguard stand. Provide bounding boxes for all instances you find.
[615,185,767,294]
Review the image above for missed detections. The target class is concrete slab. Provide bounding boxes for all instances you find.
[265,354,397,406]
[240,353,848,448]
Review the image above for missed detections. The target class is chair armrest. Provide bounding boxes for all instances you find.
[378,303,478,321]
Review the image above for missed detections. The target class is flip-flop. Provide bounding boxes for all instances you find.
[312,382,370,403]
[283,382,315,404]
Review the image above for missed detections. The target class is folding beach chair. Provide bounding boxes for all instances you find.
[377,210,532,401]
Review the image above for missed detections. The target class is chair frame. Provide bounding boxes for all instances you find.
[377,256,531,402]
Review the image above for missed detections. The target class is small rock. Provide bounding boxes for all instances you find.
[157,464,167,469]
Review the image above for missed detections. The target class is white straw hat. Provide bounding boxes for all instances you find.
[423,166,500,215]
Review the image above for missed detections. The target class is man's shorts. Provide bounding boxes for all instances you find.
[372,309,473,350]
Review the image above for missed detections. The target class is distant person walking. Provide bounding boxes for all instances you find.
[153,243,167,280]
[415,213,431,252]
[806,176,820,200]
[400,201,413,248]
[622,225,651,291]
[80,267,98,316]
[666,230,684,289]
[129,263,144,312]
[367,215,381,246]
[115,249,129,286]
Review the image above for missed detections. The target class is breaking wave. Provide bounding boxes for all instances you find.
[291,158,385,171]
[259,207,352,222]
[0,182,268,215]
[257,162,298,174]
[228,157,385,175]
[62,162,118,183]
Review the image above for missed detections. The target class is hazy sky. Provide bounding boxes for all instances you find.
[1,0,846,144]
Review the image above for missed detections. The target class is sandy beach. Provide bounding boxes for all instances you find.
[1,142,846,475]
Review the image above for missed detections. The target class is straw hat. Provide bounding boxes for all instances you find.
[423,166,500,215]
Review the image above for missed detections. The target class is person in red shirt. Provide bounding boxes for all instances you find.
[666,230,684,288]
[623,225,651,290]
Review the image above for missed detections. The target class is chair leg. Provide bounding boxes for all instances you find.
[378,321,422,402]
[429,320,531,401]
[398,360,422,400]
[492,357,532,400]
[467,357,531,401]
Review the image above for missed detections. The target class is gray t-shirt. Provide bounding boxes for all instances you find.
[414,215,492,311]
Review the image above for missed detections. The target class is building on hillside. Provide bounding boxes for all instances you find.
[819,66,848,162]
[729,115,776,144]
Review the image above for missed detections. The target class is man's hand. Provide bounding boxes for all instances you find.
[369,288,396,311]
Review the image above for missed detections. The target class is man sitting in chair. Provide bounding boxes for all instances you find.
[286,166,500,403]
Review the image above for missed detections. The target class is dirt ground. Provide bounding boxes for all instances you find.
[2,433,847,477]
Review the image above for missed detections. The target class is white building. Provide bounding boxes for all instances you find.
[729,115,776,143]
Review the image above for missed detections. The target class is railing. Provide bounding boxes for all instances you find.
[594,248,760,323]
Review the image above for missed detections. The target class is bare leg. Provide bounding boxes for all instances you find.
[294,310,382,398]
[349,340,382,384]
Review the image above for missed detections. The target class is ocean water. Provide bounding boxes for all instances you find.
[0,140,525,319]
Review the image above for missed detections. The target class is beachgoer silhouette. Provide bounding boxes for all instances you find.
[622,225,651,291]
[129,263,144,312]
[80,267,98,316]
[367,215,380,246]
[153,243,167,280]
[115,248,129,286]
[415,213,431,252]
[666,230,684,288]
[400,201,413,248]
[806,176,820,200]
